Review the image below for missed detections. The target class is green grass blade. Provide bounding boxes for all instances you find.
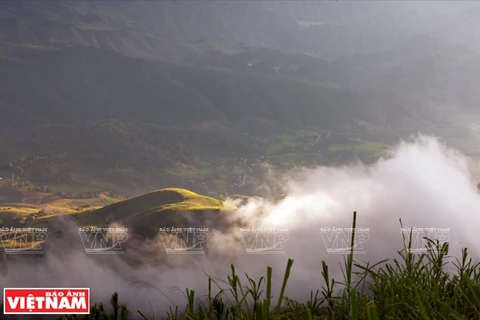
[275,258,294,316]
[366,303,379,320]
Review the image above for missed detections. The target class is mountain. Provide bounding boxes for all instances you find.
[0,43,422,195]
[0,1,252,62]
[333,35,480,122]
[188,47,349,88]
[2,1,480,198]
[83,1,479,59]
[3,1,479,62]
[0,45,357,130]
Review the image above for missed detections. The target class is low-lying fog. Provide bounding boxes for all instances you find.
[2,135,480,317]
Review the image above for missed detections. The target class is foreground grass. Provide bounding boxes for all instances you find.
[57,212,480,319]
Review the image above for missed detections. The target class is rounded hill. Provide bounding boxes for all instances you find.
[74,188,237,236]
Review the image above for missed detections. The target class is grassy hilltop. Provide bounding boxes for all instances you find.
[0,188,237,248]
[74,188,237,236]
